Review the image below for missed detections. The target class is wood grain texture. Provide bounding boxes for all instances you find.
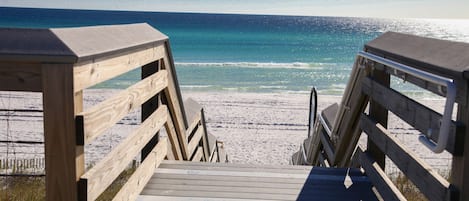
[80,106,167,201]
[41,64,78,201]
[188,127,204,157]
[165,115,183,160]
[113,138,167,201]
[359,149,406,201]
[73,45,165,91]
[367,68,389,169]
[191,146,204,162]
[332,59,370,167]
[0,62,42,92]
[362,76,459,154]
[361,114,455,201]
[161,46,190,160]
[78,70,167,144]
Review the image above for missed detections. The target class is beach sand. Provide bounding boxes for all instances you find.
[0,89,452,174]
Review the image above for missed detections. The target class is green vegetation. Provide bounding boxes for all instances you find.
[0,164,136,201]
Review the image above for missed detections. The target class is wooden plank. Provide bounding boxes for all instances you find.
[165,115,183,160]
[321,103,338,130]
[0,62,42,92]
[138,195,277,201]
[191,146,204,162]
[319,129,335,163]
[140,189,299,200]
[73,45,165,92]
[200,110,210,161]
[367,68,389,169]
[361,114,456,201]
[359,149,406,201]
[364,32,469,80]
[210,151,218,162]
[159,160,313,171]
[150,173,309,184]
[331,60,370,167]
[145,178,306,189]
[188,126,204,157]
[362,76,459,154]
[307,120,323,165]
[143,183,303,195]
[161,56,190,159]
[184,98,203,133]
[41,64,77,201]
[112,138,167,201]
[80,106,167,201]
[77,70,167,144]
[318,152,330,167]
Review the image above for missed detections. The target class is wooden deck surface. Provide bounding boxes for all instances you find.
[138,161,377,200]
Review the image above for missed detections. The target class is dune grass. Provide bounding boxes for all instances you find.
[0,166,136,201]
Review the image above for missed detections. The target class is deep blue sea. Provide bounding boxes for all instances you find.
[1,7,469,95]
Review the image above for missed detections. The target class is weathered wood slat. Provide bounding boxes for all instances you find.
[362,76,459,154]
[165,115,183,160]
[145,178,307,189]
[307,120,323,165]
[162,54,190,160]
[141,189,299,200]
[138,195,276,201]
[188,127,204,157]
[80,106,167,201]
[210,151,218,162]
[151,173,309,184]
[113,138,167,201]
[332,60,370,166]
[191,147,204,161]
[361,114,455,201]
[159,164,312,174]
[0,62,42,92]
[359,149,406,201]
[77,70,167,144]
[73,45,165,92]
[319,130,335,163]
[143,183,304,195]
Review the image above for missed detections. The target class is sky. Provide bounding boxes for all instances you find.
[1,0,468,19]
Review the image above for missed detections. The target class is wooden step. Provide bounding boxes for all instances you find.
[138,160,378,201]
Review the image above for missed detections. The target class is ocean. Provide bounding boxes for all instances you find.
[1,7,469,96]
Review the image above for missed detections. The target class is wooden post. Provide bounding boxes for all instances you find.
[451,80,469,200]
[367,66,389,169]
[141,61,160,160]
[42,64,78,201]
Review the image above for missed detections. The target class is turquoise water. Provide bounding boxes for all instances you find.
[1,7,469,95]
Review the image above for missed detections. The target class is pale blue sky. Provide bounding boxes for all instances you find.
[1,0,468,19]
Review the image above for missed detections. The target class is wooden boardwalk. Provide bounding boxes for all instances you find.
[138,161,377,200]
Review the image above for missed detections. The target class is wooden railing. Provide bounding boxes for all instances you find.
[294,44,466,200]
[0,23,227,201]
[71,42,217,200]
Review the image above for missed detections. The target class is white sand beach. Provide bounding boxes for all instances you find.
[0,89,452,174]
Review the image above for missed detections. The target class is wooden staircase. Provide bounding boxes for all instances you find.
[138,161,377,201]
[3,24,469,201]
